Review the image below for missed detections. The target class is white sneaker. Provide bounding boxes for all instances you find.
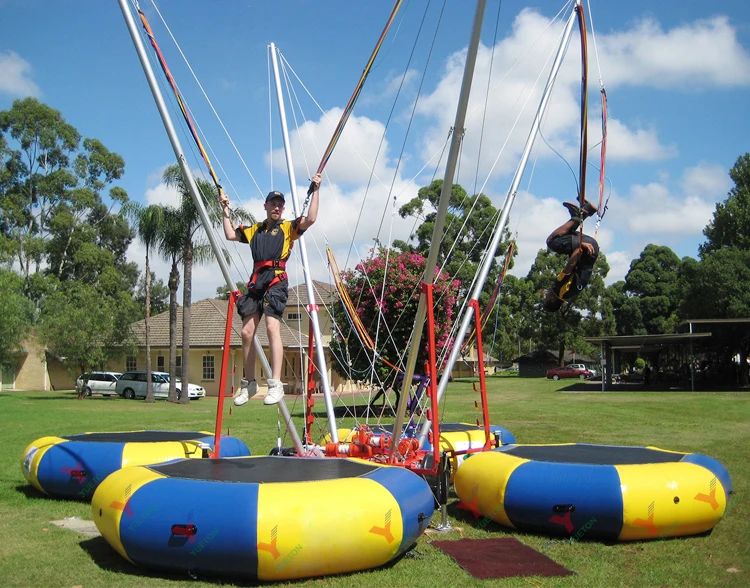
[233,379,257,406]
[264,379,285,405]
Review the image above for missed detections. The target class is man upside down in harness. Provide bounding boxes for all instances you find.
[220,173,322,406]
[542,199,599,312]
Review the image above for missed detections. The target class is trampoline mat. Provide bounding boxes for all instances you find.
[504,444,685,465]
[150,456,380,483]
[62,431,209,443]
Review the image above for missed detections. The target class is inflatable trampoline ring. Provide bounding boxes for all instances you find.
[92,456,434,581]
[455,443,731,541]
[21,431,250,500]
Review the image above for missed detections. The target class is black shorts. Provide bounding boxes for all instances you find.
[548,233,599,265]
[236,280,288,320]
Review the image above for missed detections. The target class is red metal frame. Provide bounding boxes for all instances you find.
[211,290,240,457]
[304,304,318,445]
[468,298,493,451]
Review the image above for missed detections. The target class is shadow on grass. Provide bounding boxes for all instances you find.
[79,534,415,586]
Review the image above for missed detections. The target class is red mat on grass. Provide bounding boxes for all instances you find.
[431,537,575,580]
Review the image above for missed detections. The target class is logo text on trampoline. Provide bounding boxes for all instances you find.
[189,528,219,556]
[274,544,303,573]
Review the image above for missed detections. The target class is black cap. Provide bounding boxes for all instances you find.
[265,191,285,204]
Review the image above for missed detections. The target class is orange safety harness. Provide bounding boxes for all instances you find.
[247,259,287,293]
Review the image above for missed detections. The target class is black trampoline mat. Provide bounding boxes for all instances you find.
[62,431,209,443]
[504,444,685,465]
[150,456,380,483]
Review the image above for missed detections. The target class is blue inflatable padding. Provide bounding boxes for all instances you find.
[207,435,252,458]
[681,453,733,500]
[504,461,623,540]
[364,467,434,554]
[40,442,125,499]
[120,477,259,577]
[490,426,517,445]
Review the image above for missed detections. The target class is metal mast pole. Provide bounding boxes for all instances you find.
[389,0,488,459]
[418,2,581,447]
[269,44,338,442]
[118,0,303,454]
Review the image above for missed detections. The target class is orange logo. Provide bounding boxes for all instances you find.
[457,485,482,519]
[109,484,133,517]
[257,525,281,559]
[369,509,395,544]
[633,501,658,536]
[694,477,720,511]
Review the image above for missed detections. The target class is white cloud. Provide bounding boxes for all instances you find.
[267,109,397,190]
[0,50,40,97]
[622,162,728,236]
[680,162,731,199]
[603,250,632,284]
[600,16,750,89]
[605,118,677,162]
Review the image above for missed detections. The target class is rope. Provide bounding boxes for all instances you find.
[311,0,404,191]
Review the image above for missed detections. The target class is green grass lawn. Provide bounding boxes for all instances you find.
[1,379,748,587]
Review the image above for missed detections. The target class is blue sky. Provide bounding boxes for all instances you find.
[2,0,749,302]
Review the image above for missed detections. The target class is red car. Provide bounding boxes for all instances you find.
[546,366,592,380]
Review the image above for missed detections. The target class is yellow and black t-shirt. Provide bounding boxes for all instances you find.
[236,218,304,290]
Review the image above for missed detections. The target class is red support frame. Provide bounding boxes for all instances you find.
[304,304,319,445]
[211,290,240,457]
[421,282,441,472]
[468,299,493,451]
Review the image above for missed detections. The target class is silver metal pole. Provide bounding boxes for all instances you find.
[269,44,338,442]
[118,0,303,454]
[419,2,581,446]
[390,0,488,459]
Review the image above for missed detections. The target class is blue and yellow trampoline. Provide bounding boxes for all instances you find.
[21,430,250,500]
[455,443,731,540]
[92,455,434,581]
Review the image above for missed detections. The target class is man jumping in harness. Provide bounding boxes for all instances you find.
[220,173,321,406]
[543,199,599,312]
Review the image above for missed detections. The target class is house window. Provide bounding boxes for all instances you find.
[287,313,301,321]
[125,356,137,371]
[157,355,165,371]
[202,355,215,381]
[176,355,182,378]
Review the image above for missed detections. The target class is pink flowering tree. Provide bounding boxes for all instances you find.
[330,247,460,382]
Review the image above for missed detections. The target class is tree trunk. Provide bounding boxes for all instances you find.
[180,239,193,405]
[145,254,154,403]
[168,259,180,402]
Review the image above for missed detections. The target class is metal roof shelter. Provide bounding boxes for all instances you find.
[585,332,713,392]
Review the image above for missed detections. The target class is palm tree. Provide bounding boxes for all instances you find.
[161,164,253,404]
[122,202,166,403]
[157,206,184,403]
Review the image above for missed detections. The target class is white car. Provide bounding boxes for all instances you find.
[76,372,122,397]
[115,371,206,400]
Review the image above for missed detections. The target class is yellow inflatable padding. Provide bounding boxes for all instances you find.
[21,436,67,495]
[454,451,529,528]
[256,477,403,581]
[91,466,166,561]
[617,461,727,540]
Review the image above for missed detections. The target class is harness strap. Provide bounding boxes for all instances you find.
[247,260,287,293]
[253,260,286,270]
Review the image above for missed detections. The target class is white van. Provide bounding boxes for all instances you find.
[115,371,205,400]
